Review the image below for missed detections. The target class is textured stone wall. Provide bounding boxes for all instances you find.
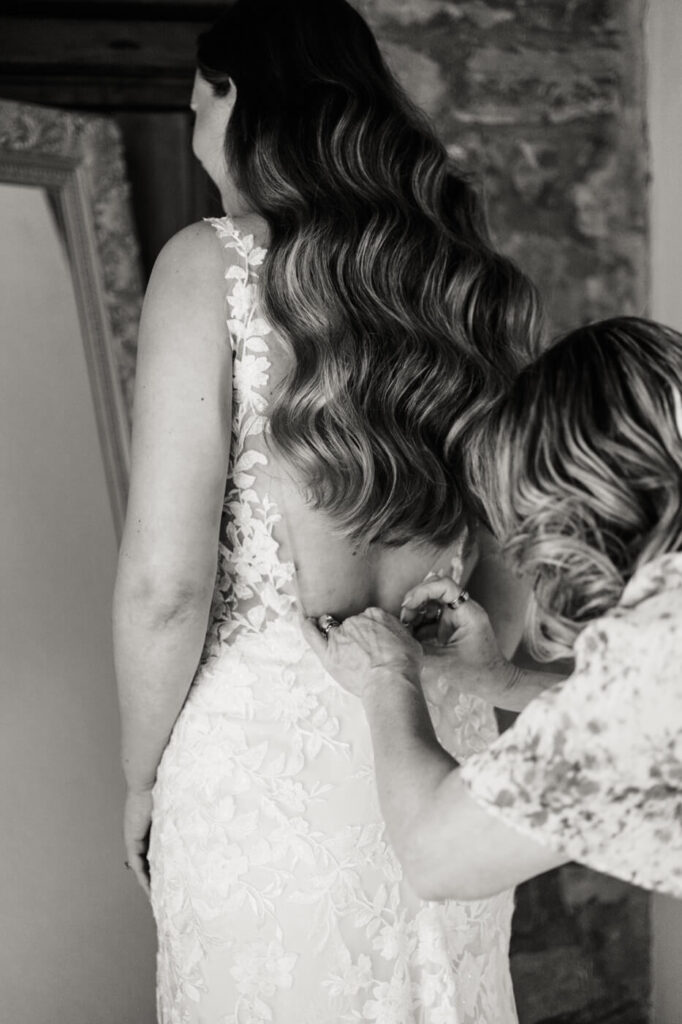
[359,1,651,1021]
[361,0,649,337]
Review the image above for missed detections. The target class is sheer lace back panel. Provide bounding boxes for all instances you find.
[199,217,297,656]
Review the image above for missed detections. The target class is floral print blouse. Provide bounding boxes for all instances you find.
[460,551,682,897]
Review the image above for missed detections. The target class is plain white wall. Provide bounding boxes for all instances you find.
[646,1,682,1020]
[0,184,156,1023]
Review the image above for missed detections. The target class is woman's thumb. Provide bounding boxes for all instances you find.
[436,594,480,644]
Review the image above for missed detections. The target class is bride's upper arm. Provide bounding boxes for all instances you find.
[117,222,232,607]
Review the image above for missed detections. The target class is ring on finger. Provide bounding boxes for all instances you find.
[446,589,469,609]
[317,614,341,639]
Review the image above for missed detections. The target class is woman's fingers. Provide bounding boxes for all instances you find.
[299,607,420,700]
[124,829,151,900]
[401,579,481,646]
[359,606,408,635]
[400,576,463,621]
[301,614,365,658]
[300,615,329,660]
[127,848,151,900]
[301,608,418,667]
[123,789,153,903]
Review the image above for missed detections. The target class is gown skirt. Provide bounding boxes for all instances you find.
[149,618,518,1024]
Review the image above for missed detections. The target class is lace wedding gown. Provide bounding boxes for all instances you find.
[148,217,518,1024]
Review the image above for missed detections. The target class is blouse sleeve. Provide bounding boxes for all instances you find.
[459,592,682,897]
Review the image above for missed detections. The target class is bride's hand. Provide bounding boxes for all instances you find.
[124,787,153,900]
[301,607,422,700]
[400,576,516,707]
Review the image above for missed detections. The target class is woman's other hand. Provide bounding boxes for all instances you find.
[301,607,422,699]
[400,576,516,707]
[124,787,153,900]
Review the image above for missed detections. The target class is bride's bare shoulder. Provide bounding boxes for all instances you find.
[153,214,270,276]
[138,222,231,359]
[143,221,229,314]
[152,220,225,275]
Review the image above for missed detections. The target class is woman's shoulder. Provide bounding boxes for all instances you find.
[572,550,682,685]
[149,221,228,302]
[145,218,270,333]
[618,549,682,611]
[151,216,270,295]
[465,551,682,754]
[157,219,224,262]
[140,222,233,358]
[460,553,682,896]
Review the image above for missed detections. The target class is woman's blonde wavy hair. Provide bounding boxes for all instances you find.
[467,316,682,661]
[197,0,541,546]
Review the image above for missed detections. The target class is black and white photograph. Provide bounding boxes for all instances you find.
[0,1,680,1022]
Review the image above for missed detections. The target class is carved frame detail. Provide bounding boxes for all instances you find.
[0,98,143,541]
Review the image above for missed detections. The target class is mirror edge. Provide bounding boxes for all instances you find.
[0,98,144,543]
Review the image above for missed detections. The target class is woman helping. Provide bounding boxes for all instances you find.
[304,315,682,902]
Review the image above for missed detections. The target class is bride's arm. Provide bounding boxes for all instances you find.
[112,223,231,882]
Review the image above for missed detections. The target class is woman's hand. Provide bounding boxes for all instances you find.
[124,787,153,900]
[301,607,422,699]
[400,576,516,706]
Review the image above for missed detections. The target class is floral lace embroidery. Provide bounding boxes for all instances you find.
[149,216,518,1024]
[201,218,297,658]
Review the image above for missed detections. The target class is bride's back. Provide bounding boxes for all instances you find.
[272,468,472,622]
[204,214,475,657]
[192,0,540,643]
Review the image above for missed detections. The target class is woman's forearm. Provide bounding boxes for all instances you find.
[361,671,457,880]
[303,610,569,901]
[360,670,566,901]
[113,583,212,791]
[421,649,567,715]
[496,663,567,712]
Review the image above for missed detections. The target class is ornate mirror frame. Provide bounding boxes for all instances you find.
[0,98,143,541]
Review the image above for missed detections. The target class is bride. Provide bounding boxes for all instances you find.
[113,1,539,1021]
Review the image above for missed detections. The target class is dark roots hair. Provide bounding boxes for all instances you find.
[198,0,541,547]
[467,316,682,660]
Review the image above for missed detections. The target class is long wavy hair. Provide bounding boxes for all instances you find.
[467,316,682,660]
[198,0,540,546]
